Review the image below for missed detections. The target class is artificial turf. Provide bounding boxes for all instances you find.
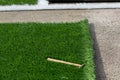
[0,20,95,80]
[0,0,37,5]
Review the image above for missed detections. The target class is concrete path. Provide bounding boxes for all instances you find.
[0,9,120,80]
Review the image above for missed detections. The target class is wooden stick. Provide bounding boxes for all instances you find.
[47,58,83,68]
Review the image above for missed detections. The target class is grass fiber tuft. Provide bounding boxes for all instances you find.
[0,20,95,80]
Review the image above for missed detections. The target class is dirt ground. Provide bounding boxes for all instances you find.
[0,9,120,80]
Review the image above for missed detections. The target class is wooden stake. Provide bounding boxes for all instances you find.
[47,58,83,68]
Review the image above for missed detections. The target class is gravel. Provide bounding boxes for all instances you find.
[0,9,120,80]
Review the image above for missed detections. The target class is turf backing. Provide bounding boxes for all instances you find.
[0,0,37,5]
[0,20,95,80]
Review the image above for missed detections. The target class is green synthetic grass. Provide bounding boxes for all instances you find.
[0,20,95,80]
[0,0,37,5]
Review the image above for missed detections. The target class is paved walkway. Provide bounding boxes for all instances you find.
[0,9,120,80]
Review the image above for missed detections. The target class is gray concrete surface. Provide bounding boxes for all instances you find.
[0,9,120,80]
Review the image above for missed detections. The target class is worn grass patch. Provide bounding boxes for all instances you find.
[0,0,37,5]
[0,20,95,80]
